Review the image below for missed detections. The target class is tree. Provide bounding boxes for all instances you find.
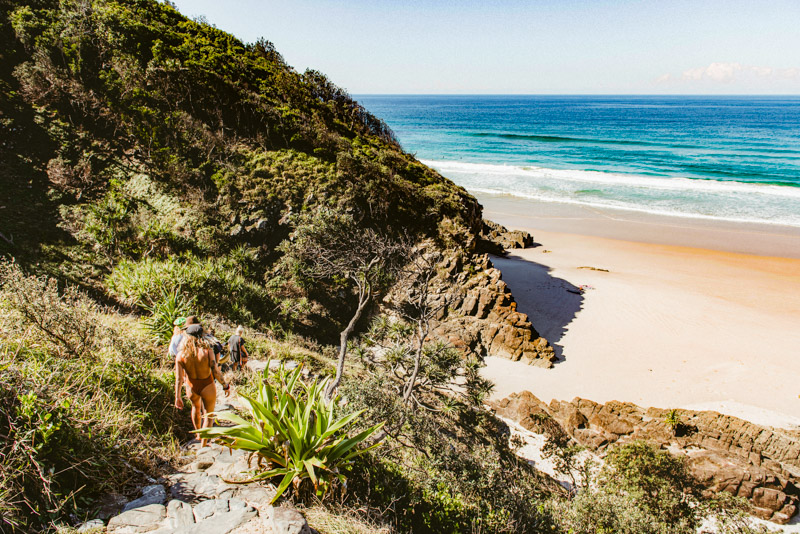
[358,245,494,441]
[279,208,406,400]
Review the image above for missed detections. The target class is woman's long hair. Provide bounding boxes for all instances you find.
[179,335,209,361]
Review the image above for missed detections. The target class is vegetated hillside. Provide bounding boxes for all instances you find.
[0,0,481,331]
[0,3,775,533]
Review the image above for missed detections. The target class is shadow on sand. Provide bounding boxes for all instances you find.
[490,251,584,363]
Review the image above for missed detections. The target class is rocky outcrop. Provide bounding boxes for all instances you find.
[492,391,800,524]
[429,254,556,367]
[478,220,534,254]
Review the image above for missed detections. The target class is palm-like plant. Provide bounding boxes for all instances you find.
[194,362,383,503]
[141,286,195,344]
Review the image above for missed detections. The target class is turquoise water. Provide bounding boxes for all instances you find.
[357,95,800,227]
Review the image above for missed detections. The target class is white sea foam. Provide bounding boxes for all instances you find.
[421,159,800,227]
[421,159,800,198]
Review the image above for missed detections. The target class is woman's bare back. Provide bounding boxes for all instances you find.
[178,345,214,380]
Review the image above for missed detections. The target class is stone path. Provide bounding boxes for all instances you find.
[80,368,311,534]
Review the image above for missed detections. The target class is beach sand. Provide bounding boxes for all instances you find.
[476,193,800,430]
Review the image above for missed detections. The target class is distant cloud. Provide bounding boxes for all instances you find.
[656,62,800,85]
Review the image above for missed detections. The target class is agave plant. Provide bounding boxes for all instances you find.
[141,287,195,344]
[194,362,383,503]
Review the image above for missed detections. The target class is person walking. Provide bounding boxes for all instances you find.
[169,316,187,359]
[227,326,250,371]
[174,324,231,447]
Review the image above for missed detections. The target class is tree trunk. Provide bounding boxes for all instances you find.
[325,289,370,401]
[403,323,426,404]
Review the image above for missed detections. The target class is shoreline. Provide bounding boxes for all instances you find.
[475,193,800,430]
[477,192,800,259]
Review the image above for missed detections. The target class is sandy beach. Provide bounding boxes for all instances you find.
[477,193,800,430]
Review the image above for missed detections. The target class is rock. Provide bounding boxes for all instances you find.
[498,391,800,524]
[107,503,166,533]
[229,497,248,512]
[77,519,104,532]
[96,493,129,520]
[270,506,311,534]
[190,460,215,472]
[236,486,277,512]
[175,507,257,534]
[478,220,534,253]
[215,498,231,515]
[166,500,194,529]
[123,485,166,512]
[193,499,217,522]
[170,472,222,502]
[422,254,556,368]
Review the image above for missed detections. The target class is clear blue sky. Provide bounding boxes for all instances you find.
[169,0,800,94]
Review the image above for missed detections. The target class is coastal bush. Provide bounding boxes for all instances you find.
[279,208,407,398]
[0,261,105,360]
[338,373,560,533]
[552,440,772,534]
[0,264,186,532]
[106,253,298,327]
[141,286,196,344]
[195,362,383,503]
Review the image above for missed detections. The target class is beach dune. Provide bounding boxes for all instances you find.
[478,194,800,430]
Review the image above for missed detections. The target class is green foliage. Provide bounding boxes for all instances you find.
[278,208,405,295]
[665,408,681,429]
[602,440,698,525]
[0,260,104,360]
[551,440,775,534]
[195,361,383,504]
[106,253,301,326]
[141,286,195,344]
[340,375,560,533]
[541,430,593,492]
[0,264,186,532]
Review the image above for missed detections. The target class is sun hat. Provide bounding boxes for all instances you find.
[186,324,204,338]
[173,317,187,327]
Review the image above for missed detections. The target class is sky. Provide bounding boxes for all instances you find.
[169,0,800,95]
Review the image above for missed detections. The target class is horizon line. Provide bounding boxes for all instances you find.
[353,93,800,97]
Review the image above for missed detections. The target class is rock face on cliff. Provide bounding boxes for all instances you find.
[492,391,800,524]
[432,253,557,367]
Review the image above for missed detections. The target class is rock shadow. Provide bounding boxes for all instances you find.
[489,253,584,363]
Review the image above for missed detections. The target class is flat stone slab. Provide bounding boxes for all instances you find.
[175,507,257,534]
[123,485,166,512]
[169,473,222,502]
[107,503,166,533]
[271,506,311,534]
[166,499,194,529]
[193,498,218,522]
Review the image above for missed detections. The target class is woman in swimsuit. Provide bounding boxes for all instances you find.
[174,324,231,446]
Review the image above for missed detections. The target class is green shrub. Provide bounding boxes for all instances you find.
[0,263,186,532]
[141,287,196,344]
[195,361,383,503]
[339,375,560,533]
[106,253,294,326]
[1,261,104,360]
[552,440,773,534]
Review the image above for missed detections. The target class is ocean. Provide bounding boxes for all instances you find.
[357,95,800,227]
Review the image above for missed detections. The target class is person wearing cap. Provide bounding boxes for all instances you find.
[169,316,187,358]
[169,315,199,359]
[174,323,231,446]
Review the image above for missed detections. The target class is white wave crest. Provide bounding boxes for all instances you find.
[420,159,800,199]
[420,159,800,227]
